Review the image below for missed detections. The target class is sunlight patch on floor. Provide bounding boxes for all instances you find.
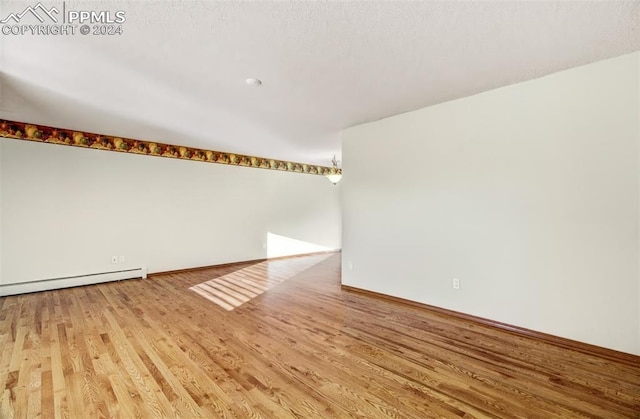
[189,253,331,310]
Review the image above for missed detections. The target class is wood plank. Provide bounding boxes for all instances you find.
[0,253,638,418]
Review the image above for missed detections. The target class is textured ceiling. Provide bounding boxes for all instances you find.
[1,1,639,165]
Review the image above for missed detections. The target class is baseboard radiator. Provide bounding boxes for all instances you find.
[0,267,148,297]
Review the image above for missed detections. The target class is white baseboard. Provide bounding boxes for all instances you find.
[0,267,148,296]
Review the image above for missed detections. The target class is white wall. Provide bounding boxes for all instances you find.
[0,138,341,286]
[0,140,2,285]
[342,52,640,355]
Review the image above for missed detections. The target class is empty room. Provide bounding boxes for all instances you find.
[1,1,639,417]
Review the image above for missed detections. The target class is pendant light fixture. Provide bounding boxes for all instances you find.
[326,155,342,185]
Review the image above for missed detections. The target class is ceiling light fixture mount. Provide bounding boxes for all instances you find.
[245,78,262,86]
[326,155,342,185]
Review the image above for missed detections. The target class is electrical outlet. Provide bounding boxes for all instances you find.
[111,256,118,264]
[452,277,460,289]
[119,255,125,263]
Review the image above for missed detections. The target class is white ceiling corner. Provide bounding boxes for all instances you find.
[1,0,638,165]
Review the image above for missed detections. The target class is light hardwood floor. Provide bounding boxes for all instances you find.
[1,253,639,418]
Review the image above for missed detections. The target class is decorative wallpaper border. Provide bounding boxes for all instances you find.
[0,119,341,176]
